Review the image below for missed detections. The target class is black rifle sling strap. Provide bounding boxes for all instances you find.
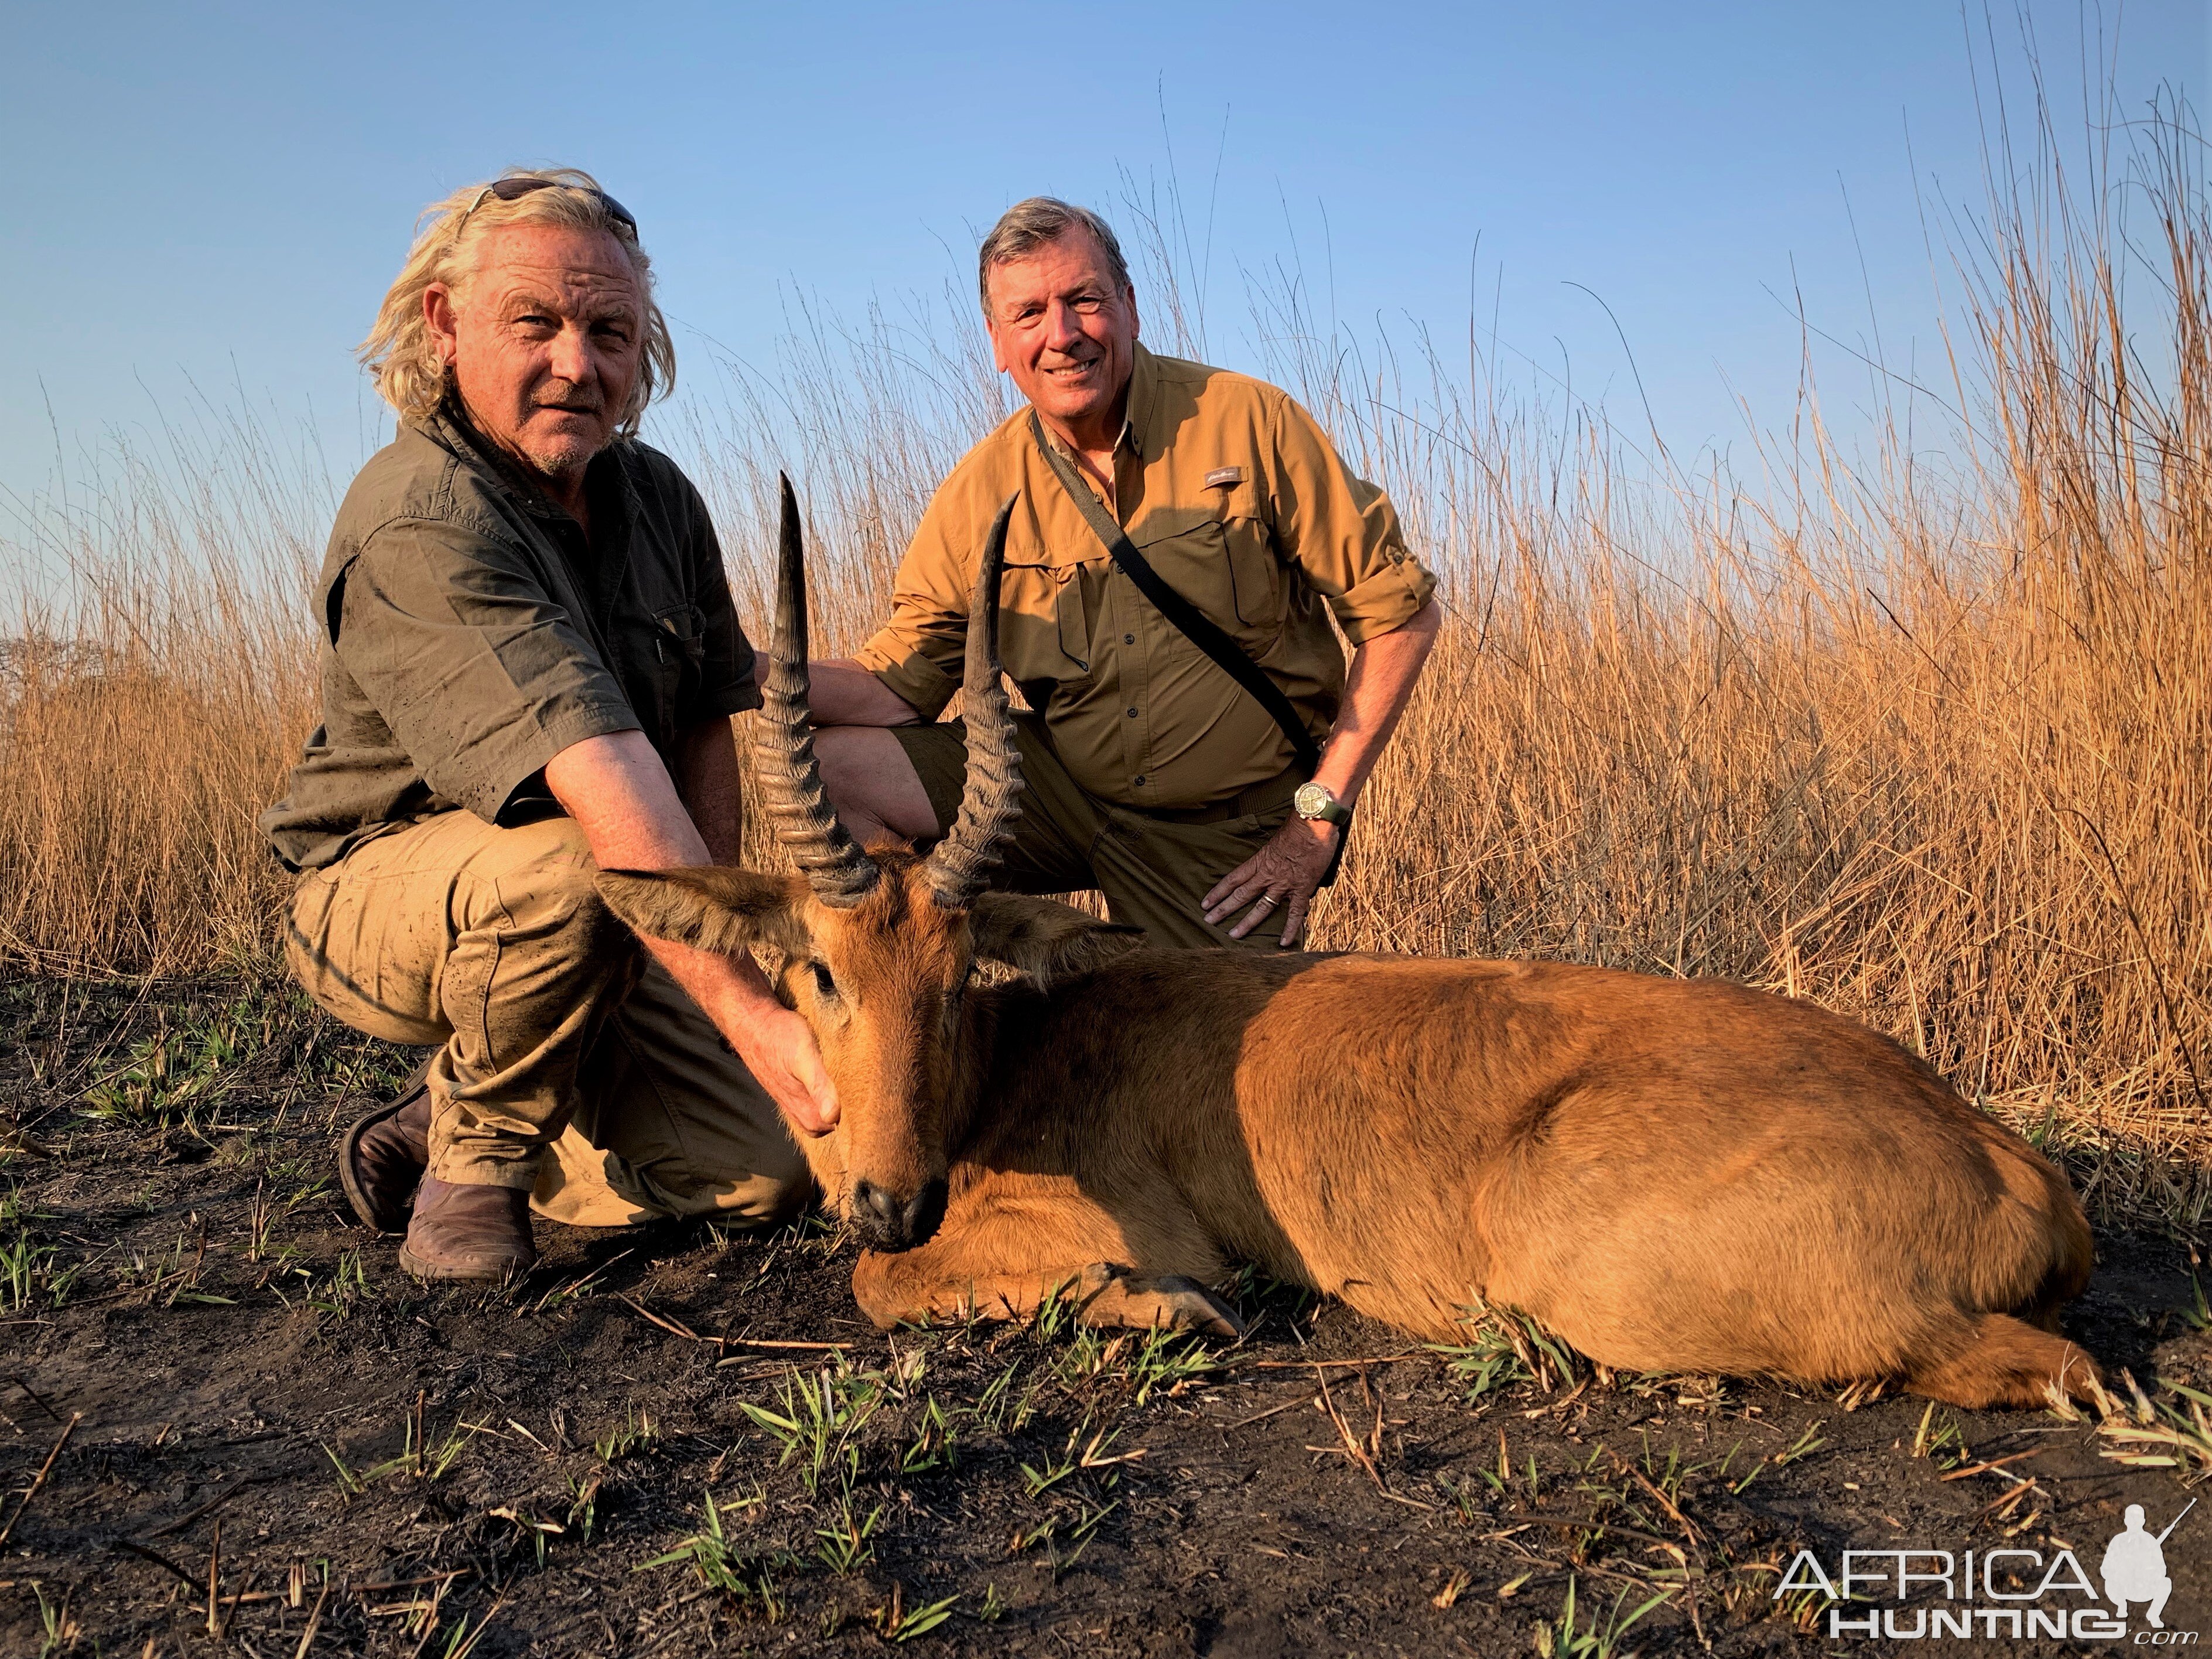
[1028,412,1321,774]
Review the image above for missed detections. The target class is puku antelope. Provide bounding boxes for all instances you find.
[596,480,2098,1411]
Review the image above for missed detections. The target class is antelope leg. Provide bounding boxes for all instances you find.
[850,1192,1237,1337]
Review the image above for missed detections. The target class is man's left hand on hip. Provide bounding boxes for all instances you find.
[1203,815,1340,947]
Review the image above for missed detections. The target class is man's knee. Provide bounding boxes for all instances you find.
[647,1160,813,1230]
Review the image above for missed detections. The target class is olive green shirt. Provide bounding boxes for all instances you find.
[260,407,760,872]
[855,345,1434,811]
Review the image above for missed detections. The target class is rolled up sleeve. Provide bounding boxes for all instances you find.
[852,489,973,719]
[1266,394,1436,646]
[334,518,640,821]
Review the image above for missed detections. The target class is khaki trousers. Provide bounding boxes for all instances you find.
[283,810,804,1228]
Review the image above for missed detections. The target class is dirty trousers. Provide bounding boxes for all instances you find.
[283,810,804,1227]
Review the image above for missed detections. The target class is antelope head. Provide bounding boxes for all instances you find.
[596,477,1137,1251]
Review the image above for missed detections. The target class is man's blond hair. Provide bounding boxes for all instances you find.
[360,168,676,435]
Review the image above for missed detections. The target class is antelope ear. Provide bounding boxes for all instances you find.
[595,868,809,958]
[969,893,1144,986]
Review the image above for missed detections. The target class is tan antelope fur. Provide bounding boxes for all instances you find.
[597,480,2099,1412]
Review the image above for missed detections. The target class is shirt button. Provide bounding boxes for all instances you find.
[1133,774,1146,786]
[1126,706,1139,718]
[1123,633,1135,644]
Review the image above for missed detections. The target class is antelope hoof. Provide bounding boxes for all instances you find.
[1147,1275,1248,1340]
[1074,1262,1246,1339]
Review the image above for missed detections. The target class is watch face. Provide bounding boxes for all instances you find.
[1294,783,1331,817]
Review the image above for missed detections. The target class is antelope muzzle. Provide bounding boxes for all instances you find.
[848,1175,948,1253]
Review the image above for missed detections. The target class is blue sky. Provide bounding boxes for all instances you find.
[2,1,2204,516]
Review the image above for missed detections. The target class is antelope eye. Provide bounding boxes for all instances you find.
[810,962,837,1001]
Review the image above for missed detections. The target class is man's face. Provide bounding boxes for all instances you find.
[424,222,643,486]
[984,230,1139,438]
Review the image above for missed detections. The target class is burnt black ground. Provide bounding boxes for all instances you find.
[1,975,2207,1658]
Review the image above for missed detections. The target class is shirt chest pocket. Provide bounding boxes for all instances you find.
[1129,507,1282,654]
[998,563,1096,686]
[645,603,708,740]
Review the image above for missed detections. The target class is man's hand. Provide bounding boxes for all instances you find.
[1203,815,1339,946]
[1198,601,1440,950]
[731,1001,840,1136]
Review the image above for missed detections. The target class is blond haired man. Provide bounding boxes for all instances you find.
[811,199,1441,948]
[262,170,828,1281]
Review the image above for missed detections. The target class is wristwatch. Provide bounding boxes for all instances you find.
[1293,782,1353,827]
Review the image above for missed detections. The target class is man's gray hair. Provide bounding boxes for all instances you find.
[977,197,1133,313]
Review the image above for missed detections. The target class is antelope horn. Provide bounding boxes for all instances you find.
[753,474,880,907]
[924,493,1026,910]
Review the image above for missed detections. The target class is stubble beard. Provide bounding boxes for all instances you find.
[515,429,604,484]
[500,360,619,483]
[452,375,614,493]
[506,392,617,488]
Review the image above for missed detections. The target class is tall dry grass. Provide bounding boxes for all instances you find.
[0,402,331,975]
[1,82,2204,1223]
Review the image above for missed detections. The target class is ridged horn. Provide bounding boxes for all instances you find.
[924,493,1026,910]
[754,474,880,907]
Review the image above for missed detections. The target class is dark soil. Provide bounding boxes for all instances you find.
[1,975,2207,1657]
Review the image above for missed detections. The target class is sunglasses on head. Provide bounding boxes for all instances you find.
[459,176,638,238]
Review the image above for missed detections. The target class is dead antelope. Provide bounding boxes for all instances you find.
[597,481,2099,1411]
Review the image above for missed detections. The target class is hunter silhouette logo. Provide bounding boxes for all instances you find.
[1776,1498,2196,1640]
[2103,1500,2192,1630]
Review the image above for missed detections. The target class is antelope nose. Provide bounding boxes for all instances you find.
[854,1179,898,1226]
[851,1179,948,1252]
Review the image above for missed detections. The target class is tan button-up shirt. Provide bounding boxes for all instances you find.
[856,345,1434,811]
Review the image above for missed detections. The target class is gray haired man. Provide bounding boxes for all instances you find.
[806,198,1441,950]
[261,170,833,1281]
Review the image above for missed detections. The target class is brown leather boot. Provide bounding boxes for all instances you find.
[338,1063,432,1234]
[398,1176,538,1282]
